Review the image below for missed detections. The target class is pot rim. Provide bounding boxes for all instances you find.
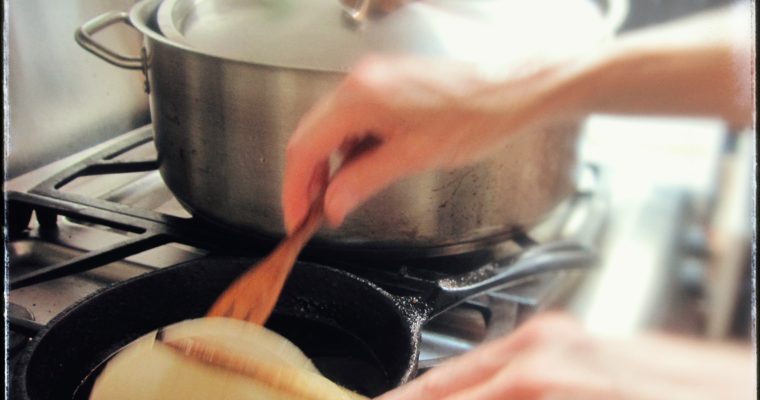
[129,0,350,74]
[129,0,625,74]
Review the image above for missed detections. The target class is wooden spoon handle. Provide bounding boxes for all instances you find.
[205,195,324,324]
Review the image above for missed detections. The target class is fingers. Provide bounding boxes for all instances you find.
[323,138,425,227]
[282,95,358,233]
[376,340,516,400]
[371,0,411,13]
[441,371,526,400]
[376,313,582,400]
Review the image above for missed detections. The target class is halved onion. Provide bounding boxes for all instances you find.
[90,317,367,400]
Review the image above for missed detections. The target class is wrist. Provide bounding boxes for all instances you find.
[454,52,606,146]
[551,46,620,120]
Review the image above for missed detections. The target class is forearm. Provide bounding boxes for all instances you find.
[570,2,753,126]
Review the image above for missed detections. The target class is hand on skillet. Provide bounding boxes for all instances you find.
[281,3,750,233]
[375,312,755,400]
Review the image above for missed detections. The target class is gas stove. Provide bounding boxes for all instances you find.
[6,121,610,370]
[6,1,754,397]
[5,116,754,398]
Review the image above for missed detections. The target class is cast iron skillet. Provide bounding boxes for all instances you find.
[15,244,592,399]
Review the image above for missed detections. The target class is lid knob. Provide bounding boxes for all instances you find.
[341,0,410,24]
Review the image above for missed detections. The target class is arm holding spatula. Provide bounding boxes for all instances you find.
[283,2,752,233]
[283,3,754,400]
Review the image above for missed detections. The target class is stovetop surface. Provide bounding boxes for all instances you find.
[7,116,752,393]
[6,124,611,376]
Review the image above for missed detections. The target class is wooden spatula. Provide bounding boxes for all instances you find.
[206,197,325,324]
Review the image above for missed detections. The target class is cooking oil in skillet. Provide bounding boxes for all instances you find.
[72,315,390,399]
[267,313,391,397]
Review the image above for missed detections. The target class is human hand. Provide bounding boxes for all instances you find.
[282,55,579,232]
[376,312,755,400]
[282,2,752,233]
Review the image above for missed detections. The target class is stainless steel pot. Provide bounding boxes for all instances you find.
[75,0,625,254]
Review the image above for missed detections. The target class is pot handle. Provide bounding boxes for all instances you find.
[425,240,597,320]
[75,11,144,70]
[342,0,372,24]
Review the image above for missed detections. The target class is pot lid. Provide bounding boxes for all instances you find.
[157,0,624,72]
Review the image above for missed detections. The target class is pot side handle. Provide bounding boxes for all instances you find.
[75,11,144,70]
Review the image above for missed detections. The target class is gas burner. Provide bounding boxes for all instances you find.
[7,303,35,358]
